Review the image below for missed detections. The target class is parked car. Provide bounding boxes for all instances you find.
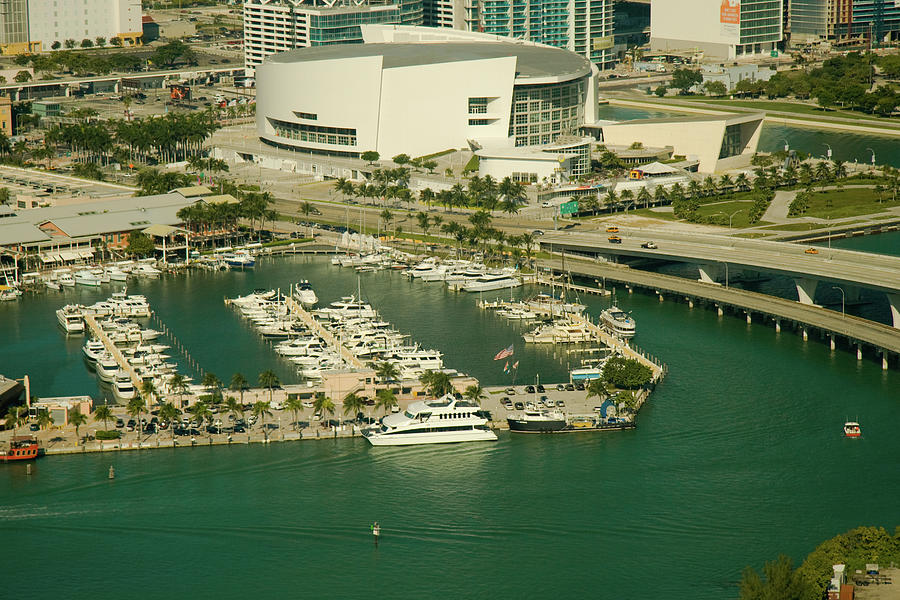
[29,423,39,431]
[514,402,525,411]
[565,383,575,391]
[575,382,585,391]
[536,384,546,393]
[126,419,136,432]
[556,383,566,391]
[556,400,566,408]
[506,387,516,395]
[115,418,124,428]
[524,385,535,394]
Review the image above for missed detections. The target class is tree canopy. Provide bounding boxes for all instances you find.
[602,357,653,389]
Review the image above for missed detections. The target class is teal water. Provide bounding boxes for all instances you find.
[598,105,900,167]
[2,256,899,599]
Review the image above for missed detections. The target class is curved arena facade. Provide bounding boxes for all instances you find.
[255,29,600,159]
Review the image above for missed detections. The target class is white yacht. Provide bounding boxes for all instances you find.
[314,296,377,320]
[364,395,497,446]
[96,354,119,383]
[82,339,106,364]
[133,263,161,277]
[225,250,256,268]
[523,322,594,344]
[106,267,129,282]
[526,293,586,316]
[56,306,85,333]
[57,272,76,287]
[74,270,101,287]
[113,371,136,400]
[461,272,521,293]
[294,280,318,307]
[600,306,636,338]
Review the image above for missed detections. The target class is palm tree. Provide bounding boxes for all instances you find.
[140,380,157,407]
[636,187,652,209]
[312,392,335,426]
[815,161,832,182]
[189,401,212,432]
[586,378,608,401]
[283,396,304,430]
[36,411,54,430]
[258,370,279,403]
[375,389,398,415]
[93,404,114,431]
[127,397,145,438]
[202,372,222,401]
[734,173,751,192]
[419,370,454,398]
[252,401,273,439]
[343,393,366,421]
[225,396,244,425]
[158,402,181,445]
[463,384,487,406]
[4,406,25,436]
[69,408,88,445]
[230,372,249,405]
[375,361,400,384]
[169,373,189,407]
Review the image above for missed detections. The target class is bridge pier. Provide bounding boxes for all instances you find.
[746,312,752,324]
[775,320,781,333]
[802,327,808,341]
[658,292,664,302]
[687,298,694,308]
[830,335,836,351]
[888,293,900,329]
[716,305,723,317]
[883,352,889,371]
[857,345,863,361]
[795,278,819,305]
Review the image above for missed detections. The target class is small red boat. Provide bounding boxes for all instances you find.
[843,422,861,438]
[0,436,40,461]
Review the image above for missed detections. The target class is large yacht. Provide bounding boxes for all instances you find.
[600,306,636,338]
[294,280,318,307]
[522,322,594,344]
[507,409,567,433]
[461,272,521,293]
[364,395,498,446]
[56,305,85,334]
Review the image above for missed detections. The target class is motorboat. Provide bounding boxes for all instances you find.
[56,306,85,334]
[74,270,102,287]
[225,250,256,268]
[82,339,106,364]
[106,267,129,282]
[523,323,594,344]
[507,410,568,433]
[0,436,40,462]
[132,263,161,277]
[96,354,119,383]
[57,272,76,287]
[461,272,521,293]
[600,306,636,338]
[843,421,861,438]
[113,371,136,400]
[364,395,497,446]
[569,359,609,381]
[314,296,377,320]
[294,280,318,307]
[526,293,586,316]
[90,268,111,284]
[44,279,61,291]
[496,306,539,320]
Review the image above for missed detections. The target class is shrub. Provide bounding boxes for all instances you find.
[95,430,121,440]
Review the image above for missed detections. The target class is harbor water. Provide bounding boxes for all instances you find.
[2,246,899,599]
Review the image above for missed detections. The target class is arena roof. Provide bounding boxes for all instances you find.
[267,42,592,80]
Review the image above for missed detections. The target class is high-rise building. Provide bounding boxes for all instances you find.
[851,0,900,44]
[0,0,141,54]
[423,0,478,29]
[243,0,424,76]
[651,0,783,59]
[787,0,852,43]
[474,0,615,69]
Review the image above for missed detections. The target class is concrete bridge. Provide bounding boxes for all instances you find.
[538,229,900,328]
[538,256,900,370]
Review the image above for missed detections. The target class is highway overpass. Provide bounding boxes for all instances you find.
[538,256,899,369]
[538,229,900,327]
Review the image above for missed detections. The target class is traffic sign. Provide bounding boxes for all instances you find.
[560,200,579,216]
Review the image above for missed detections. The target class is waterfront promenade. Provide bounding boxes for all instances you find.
[539,256,900,368]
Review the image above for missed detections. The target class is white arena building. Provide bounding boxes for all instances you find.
[255,26,600,162]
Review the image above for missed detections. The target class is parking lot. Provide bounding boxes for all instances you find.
[482,382,608,426]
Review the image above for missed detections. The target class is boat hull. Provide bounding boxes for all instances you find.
[365,429,498,446]
[507,417,567,433]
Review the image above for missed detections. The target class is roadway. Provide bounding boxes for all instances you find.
[538,229,900,295]
[538,257,900,360]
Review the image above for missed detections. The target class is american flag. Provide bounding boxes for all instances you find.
[493,344,514,360]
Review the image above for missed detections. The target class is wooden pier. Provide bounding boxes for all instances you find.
[529,274,612,297]
[283,296,366,369]
[83,314,143,389]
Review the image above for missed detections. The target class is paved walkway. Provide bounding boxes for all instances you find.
[762,190,795,222]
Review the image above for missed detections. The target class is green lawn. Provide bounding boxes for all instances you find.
[626,208,679,221]
[803,188,900,219]
[693,199,763,228]
[679,98,900,127]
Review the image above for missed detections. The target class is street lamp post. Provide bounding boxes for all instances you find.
[866,148,876,169]
[719,261,729,288]
[824,143,832,160]
[729,209,744,229]
[832,286,845,319]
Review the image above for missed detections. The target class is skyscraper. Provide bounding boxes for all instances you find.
[851,0,900,44]
[243,0,424,75]
[787,0,852,43]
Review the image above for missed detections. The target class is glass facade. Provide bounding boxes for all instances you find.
[739,0,783,45]
[852,0,900,40]
[789,0,827,37]
[270,118,358,147]
[719,124,743,159]
[0,0,29,47]
[508,80,585,147]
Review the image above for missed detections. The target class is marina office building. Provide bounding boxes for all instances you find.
[650,0,784,59]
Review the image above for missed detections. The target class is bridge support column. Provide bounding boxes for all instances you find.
[883,352,889,371]
[795,278,819,305]
[658,292,664,302]
[802,328,808,341]
[857,345,863,361]
[830,335,836,351]
[746,312,752,324]
[888,294,900,329]
[775,320,781,333]
[698,264,724,285]
[687,298,694,309]
[717,305,723,317]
